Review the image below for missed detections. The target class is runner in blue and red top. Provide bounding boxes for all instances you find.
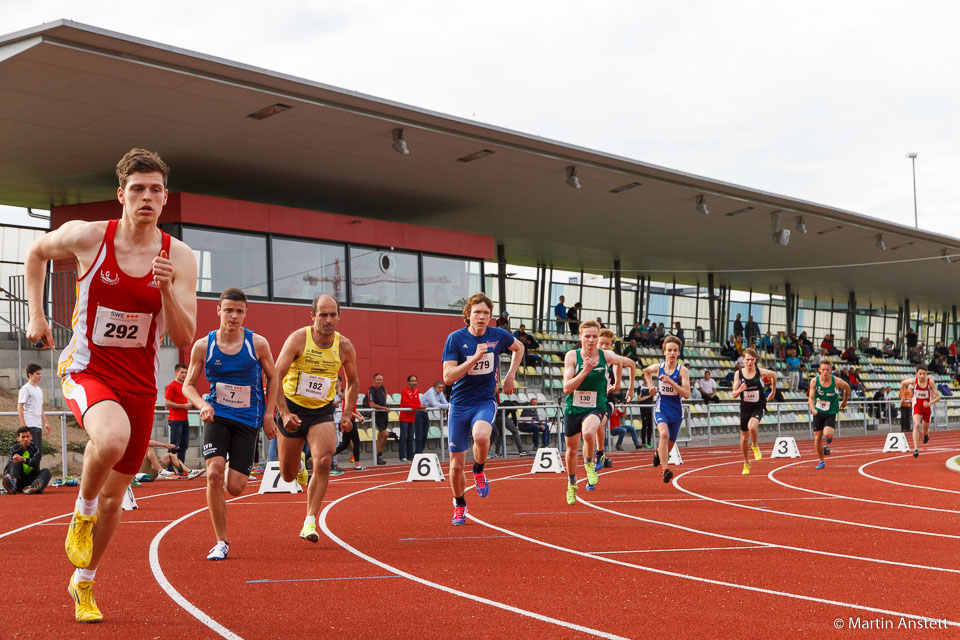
[441,293,524,525]
[25,148,198,624]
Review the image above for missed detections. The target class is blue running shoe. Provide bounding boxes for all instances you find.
[474,471,490,498]
[816,461,825,470]
[451,504,467,525]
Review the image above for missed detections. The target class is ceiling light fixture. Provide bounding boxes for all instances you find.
[610,182,643,194]
[795,216,807,234]
[725,206,755,217]
[696,195,710,215]
[771,211,790,246]
[941,249,953,264]
[246,103,292,120]
[566,166,581,189]
[889,241,914,251]
[456,149,495,163]
[816,225,843,235]
[875,234,886,250]
[392,128,409,155]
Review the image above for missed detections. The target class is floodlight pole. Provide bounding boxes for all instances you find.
[907,152,918,229]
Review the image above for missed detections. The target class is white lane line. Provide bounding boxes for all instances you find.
[672,460,960,539]
[766,454,960,514]
[467,508,959,627]
[590,545,773,555]
[858,457,960,495]
[589,496,838,504]
[574,464,960,574]
[317,479,630,640]
[35,520,174,525]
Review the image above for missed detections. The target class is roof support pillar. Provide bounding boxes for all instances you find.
[784,282,793,337]
[496,243,507,317]
[613,260,623,335]
[847,291,857,347]
[707,272,716,342]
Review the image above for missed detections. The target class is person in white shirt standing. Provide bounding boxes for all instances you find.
[18,364,51,450]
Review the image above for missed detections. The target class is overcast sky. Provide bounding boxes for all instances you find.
[4,1,959,237]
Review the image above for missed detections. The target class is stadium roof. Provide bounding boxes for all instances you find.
[2,20,959,310]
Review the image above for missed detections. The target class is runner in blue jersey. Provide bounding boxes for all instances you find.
[441,293,524,525]
[182,288,278,560]
[641,335,690,483]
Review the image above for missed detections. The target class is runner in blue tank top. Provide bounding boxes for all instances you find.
[182,288,278,561]
[441,293,524,525]
[641,335,690,483]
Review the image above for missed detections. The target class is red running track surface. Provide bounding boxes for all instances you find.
[1,432,958,639]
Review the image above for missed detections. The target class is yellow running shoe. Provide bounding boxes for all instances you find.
[742,462,751,475]
[299,519,319,543]
[585,461,598,487]
[566,483,577,505]
[296,452,309,487]
[68,573,103,623]
[752,445,762,461]
[65,510,97,568]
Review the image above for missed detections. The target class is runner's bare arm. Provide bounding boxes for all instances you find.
[762,367,778,401]
[254,334,279,439]
[562,349,597,395]
[808,377,818,414]
[609,352,636,401]
[677,366,692,399]
[339,336,363,430]
[273,328,306,422]
[502,338,525,395]
[155,238,197,350]
[24,220,107,348]
[731,371,743,398]
[641,362,658,390]
[834,376,851,409]
[181,337,213,422]
[442,343,489,386]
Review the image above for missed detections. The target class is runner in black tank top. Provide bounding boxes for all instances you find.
[731,348,777,476]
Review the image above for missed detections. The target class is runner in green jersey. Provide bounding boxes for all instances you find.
[807,359,850,469]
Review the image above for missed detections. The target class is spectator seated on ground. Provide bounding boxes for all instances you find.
[697,370,719,403]
[518,397,552,448]
[2,427,51,495]
[144,440,202,479]
[622,338,640,362]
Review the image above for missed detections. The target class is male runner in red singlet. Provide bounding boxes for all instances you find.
[25,149,197,623]
[900,363,939,458]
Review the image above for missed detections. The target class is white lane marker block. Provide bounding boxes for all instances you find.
[258,461,303,494]
[122,485,139,510]
[531,448,565,473]
[882,432,911,453]
[668,444,683,465]
[407,453,445,482]
[771,436,801,459]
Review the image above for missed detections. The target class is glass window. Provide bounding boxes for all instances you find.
[422,256,481,312]
[349,247,419,307]
[183,227,268,297]
[272,238,346,302]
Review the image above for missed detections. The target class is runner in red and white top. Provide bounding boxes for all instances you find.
[25,148,197,624]
[899,363,939,459]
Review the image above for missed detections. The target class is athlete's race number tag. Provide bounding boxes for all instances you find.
[92,306,150,348]
[216,382,251,408]
[297,373,331,399]
[915,389,929,399]
[815,399,830,411]
[573,390,597,408]
[659,381,677,396]
[468,352,494,375]
[743,390,760,403]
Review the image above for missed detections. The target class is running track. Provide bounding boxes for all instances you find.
[2,432,958,639]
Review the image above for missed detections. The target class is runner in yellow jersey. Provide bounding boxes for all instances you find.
[275,295,362,542]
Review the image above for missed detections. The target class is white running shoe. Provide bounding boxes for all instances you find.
[187,469,205,480]
[206,540,229,561]
[158,469,176,478]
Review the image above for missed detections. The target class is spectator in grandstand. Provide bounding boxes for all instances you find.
[595,316,606,328]
[2,426,51,495]
[645,322,658,347]
[870,386,893,420]
[608,406,640,450]
[905,326,919,362]
[841,344,860,365]
[950,340,958,361]
[798,332,814,356]
[513,325,541,365]
[554,296,567,334]
[496,311,510,330]
[518,396,551,448]
[627,321,644,343]
[421,380,449,421]
[745,315,760,346]
[820,334,841,356]
[848,368,865,396]
[567,302,582,335]
[785,346,802,391]
[811,348,829,369]
[759,330,773,354]
[733,313,743,339]
[698,370,719,403]
[695,325,706,342]
[721,335,739,360]
[859,339,883,358]
[882,338,897,358]
[734,334,744,355]
[673,321,685,356]
[656,322,666,346]
[622,338,640,362]
[929,353,948,376]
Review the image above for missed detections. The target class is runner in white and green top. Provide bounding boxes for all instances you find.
[807,359,850,469]
[562,321,618,504]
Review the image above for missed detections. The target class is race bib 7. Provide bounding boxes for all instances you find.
[216,382,251,408]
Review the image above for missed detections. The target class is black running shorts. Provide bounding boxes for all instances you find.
[202,416,259,475]
[564,409,605,438]
[812,412,837,432]
[739,407,764,431]
[278,399,335,438]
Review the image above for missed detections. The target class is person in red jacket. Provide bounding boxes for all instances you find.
[399,375,422,463]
